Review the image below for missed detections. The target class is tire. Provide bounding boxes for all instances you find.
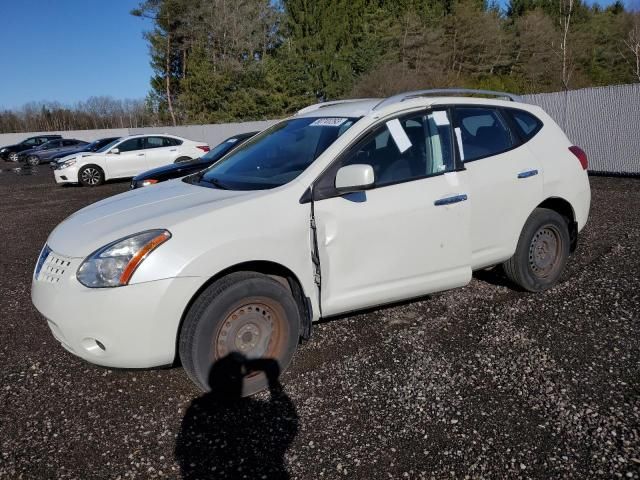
[503,208,570,292]
[179,272,300,396]
[27,155,40,166]
[78,165,105,187]
[8,152,18,162]
[174,156,192,164]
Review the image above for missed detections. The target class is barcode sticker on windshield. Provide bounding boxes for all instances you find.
[309,118,348,127]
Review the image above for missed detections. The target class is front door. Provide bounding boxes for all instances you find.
[312,109,472,316]
[106,137,148,178]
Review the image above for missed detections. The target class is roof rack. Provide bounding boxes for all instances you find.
[373,88,522,111]
[296,98,376,115]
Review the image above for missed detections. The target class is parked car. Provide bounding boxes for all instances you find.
[0,135,62,162]
[53,134,210,186]
[32,89,591,395]
[50,137,121,164]
[19,139,89,166]
[130,132,258,189]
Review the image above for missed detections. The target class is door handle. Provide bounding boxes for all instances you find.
[169,149,177,152]
[137,153,144,156]
[434,194,468,206]
[517,169,538,179]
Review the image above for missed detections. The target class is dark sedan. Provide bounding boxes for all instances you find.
[19,139,89,166]
[130,131,258,189]
[50,137,120,163]
[0,135,62,162]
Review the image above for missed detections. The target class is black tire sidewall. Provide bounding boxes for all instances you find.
[183,274,300,395]
[78,165,104,187]
[514,209,570,292]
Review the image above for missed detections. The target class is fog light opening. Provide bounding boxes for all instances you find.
[81,337,107,356]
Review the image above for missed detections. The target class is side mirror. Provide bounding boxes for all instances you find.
[110,148,120,155]
[335,164,375,194]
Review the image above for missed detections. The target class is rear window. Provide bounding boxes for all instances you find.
[509,110,543,140]
[455,107,514,161]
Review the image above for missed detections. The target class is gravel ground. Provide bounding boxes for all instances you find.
[0,166,638,479]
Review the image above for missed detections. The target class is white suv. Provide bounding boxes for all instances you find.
[32,89,590,395]
[53,134,210,186]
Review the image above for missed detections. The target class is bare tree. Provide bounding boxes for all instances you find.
[559,0,575,90]
[625,12,640,81]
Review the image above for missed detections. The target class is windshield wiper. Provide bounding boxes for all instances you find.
[199,176,229,190]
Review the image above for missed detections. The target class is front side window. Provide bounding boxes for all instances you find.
[455,107,514,161]
[336,111,455,188]
[195,117,357,190]
[118,138,144,152]
[62,140,76,146]
[23,138,39,146]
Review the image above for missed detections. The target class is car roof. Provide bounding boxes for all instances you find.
[294,89,532,119]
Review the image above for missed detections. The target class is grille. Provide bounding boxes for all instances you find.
[38,252,73,283]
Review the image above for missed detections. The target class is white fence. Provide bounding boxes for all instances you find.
[1,83,638,174]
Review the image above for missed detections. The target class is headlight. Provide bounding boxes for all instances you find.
[60,158,76,168]
[35,244,52,278]
[77,230,171,288]
[141,179,158,187]
[0,148,8,153]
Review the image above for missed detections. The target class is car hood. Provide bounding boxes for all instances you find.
[54,152,97,163]
[134,158,209,179]
[47,179,260,257]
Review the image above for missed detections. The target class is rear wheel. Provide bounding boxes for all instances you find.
[27,155,40,166]
[503,208,570,292]
[78,165,105,187]
[179,272,300,396]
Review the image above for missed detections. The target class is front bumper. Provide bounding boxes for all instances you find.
[54,167,79,184]
[31,250,203,368]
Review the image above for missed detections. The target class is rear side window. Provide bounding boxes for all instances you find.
[62,140,76,146]
[454,107,514,162]
[509,110,543,140]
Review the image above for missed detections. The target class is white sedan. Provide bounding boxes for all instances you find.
[53,134,210,186]
[32,89,590,395]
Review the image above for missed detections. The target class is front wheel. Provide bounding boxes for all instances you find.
[8,152,18,162]
[503,208,570,292]
[27,155,40,166]
[78,165,105,187]
[179,272,300,396]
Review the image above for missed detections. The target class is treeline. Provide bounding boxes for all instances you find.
[133,0,640,125]
[0,97,156,134]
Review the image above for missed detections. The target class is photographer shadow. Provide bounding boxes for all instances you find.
[175,353,298,480]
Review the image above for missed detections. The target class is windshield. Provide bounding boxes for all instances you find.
[96,139,120,153]
[196,117,357,190]
[199,137,243,162]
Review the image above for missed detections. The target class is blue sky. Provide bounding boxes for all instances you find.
[0,0,631,110]
[0,0,153,109]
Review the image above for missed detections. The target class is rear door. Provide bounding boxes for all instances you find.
[452,106,543,269]
[105,137,147,178]
[144,136,178,168]
[312,109,472,316]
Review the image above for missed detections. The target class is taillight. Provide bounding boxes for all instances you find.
[569,146,588,170]
[197,145,210,153]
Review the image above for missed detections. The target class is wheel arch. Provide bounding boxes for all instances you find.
[536,197,578,251]
[174,260,313,365]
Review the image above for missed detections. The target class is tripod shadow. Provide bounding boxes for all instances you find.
[175,353,298,479]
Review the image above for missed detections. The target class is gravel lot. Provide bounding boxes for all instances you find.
[0,166,638,479]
